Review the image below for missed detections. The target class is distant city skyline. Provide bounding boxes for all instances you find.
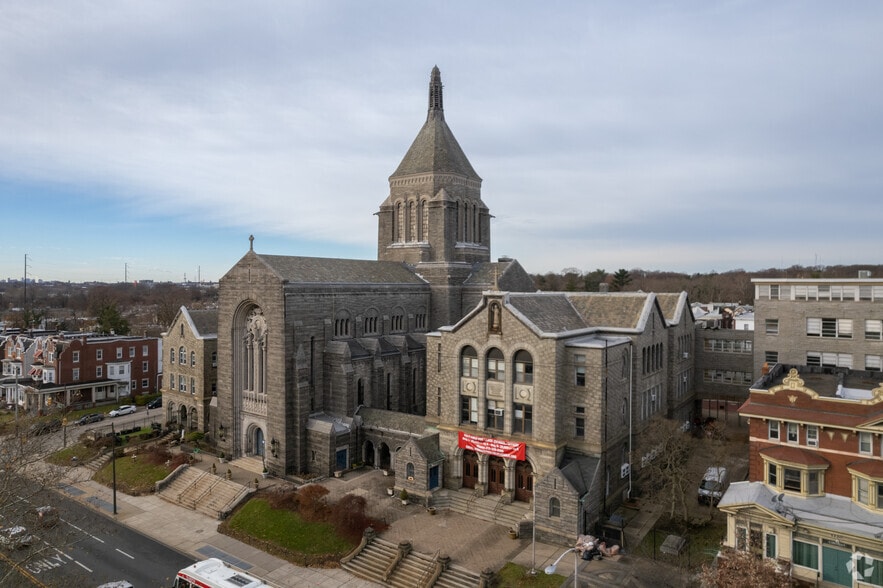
[3,2,882,283]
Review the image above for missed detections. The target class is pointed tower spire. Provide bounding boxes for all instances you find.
[428,65,444,121]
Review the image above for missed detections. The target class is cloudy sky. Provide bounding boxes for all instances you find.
[2,2,881,283]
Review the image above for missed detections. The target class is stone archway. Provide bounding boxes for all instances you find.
[364,440,375,467]
[378,442,391,470]
[463,450,479,489]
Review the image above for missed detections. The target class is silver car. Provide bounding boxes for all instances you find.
[108,405,136,417]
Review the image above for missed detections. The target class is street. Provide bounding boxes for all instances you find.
[0,487,193,587]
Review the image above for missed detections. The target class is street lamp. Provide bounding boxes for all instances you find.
[544,547,579,588]
[529,473,537,575]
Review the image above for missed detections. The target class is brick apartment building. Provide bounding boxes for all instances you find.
[719,365,883,587]
[3,332,161,413]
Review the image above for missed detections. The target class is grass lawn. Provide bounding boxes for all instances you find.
[93,451,178,495]
[227,498,354,557]
[495,563,565,587]
[45,443,97,466]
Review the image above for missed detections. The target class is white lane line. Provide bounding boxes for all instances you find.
[116,548,135,559]
[75,560,93,572]
[65,521,105,543]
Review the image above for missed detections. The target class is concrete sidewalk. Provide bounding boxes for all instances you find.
[57,459,685,587]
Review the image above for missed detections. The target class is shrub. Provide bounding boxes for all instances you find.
[295,484,331,522]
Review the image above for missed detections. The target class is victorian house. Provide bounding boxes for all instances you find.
[719,366,883,587]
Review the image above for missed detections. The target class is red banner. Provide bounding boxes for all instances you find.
[458,431,525,461]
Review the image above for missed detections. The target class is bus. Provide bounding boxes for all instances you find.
[174,558,274,588]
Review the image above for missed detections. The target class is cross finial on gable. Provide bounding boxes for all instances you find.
[249,235,254,251]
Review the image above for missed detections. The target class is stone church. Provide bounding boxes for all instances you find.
[215,67,696,544]
[216,67,534,477]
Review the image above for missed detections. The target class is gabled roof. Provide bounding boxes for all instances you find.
[390,67,480,180]
[181,307,218,339]
[253,253,427,286]
[559,453,601,495]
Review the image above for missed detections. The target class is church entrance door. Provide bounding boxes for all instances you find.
[462,451,478,489]
[488,456,505,495]
[514,461,533,502]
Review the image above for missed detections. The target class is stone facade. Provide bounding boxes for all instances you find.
[426,290,695,544]
[215,69,534,479]
[161,307,218,435]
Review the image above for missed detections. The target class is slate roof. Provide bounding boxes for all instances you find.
[390,67,480,180]
[357,407,433,435]
[463,260,532,289]
[758,445,831,467]
[185,308,218,338]
[255,254,426,285]
[505,292,653,335]
[559,452,601,495]
[414,435,445,463]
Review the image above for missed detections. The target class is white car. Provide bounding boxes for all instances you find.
[109,405,136,417]
[0,526,35,549]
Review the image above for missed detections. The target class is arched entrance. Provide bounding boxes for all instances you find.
[488,456,505,494]
[514,461,534,502]
[364,440,375,467]
[178,405,187,427]
[378,443,391,471]
[463,450,479,489]
[254,427,265,457]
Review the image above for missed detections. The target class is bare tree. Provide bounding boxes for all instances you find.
[0,414,87,584]
[635,416,699,520]
[698,548,793,587]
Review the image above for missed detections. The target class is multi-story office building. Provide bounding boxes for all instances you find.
[752,277,883,376]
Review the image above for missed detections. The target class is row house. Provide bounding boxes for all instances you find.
[161,306,218,434]
[16,334,162,414]
[1,333,38,409]
[422,289,694,544]
[718,366,883,587]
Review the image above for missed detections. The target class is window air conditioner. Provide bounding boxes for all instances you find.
[620,463,631,478]
[493,409,504,416]
[683,352,689,359]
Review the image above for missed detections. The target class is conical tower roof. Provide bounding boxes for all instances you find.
[390,66,480,180]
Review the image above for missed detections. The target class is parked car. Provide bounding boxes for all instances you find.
[147,397,162,409]
[28,419,62,436]
[0,526,35,549]
[108,405,136,417]
[29,506,59,528]
[76,413,105,425]
[698,466,730,505]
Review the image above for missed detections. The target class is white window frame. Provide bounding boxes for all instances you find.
[860,432,873,455]
[806,425,818,448]
[768,420,780,441]
[786,422,799,444]
[865,319,883,341]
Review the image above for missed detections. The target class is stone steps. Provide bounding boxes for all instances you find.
[341,535,482,588]
[341,537,398,584]
[157,466,252,519]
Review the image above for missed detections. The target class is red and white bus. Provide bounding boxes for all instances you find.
[174,558,274,588]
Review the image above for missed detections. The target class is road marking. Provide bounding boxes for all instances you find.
[75,560,93,572]
[65,520,105,543]
[116,548,135,559]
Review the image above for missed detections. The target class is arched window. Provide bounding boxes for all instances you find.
[549,497,561,518]
[486,348,505,381]
[364,309,380,335]
[179,346,186,364]
[514,350,534,384]
[406,463,415,479]
[170,348,175,364]
[461,346,478,378]
[190,351,196,366]
[357,378,365,406]
[334,310,351,338]
[190,377,195,395]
